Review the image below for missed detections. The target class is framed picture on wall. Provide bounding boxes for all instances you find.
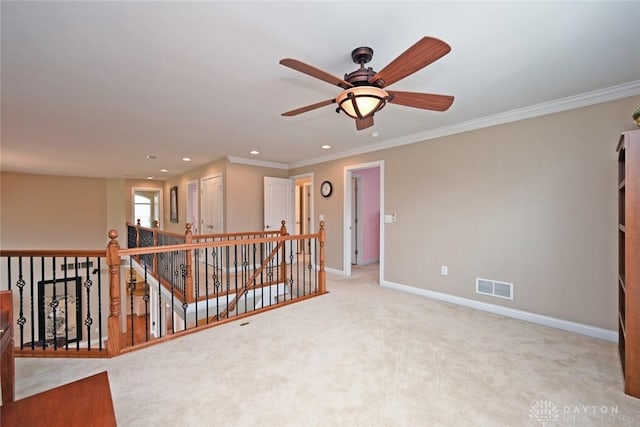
[38,277,82,346]
[170,186,178,223]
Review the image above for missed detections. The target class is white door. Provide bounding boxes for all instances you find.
[265,176,295,261]
[264,177,294,233]
[201,174,223,234]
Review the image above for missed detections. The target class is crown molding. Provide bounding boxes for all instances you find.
[227,156,289,169]
[289,80,640,169]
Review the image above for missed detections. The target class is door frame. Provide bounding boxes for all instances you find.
[350,173,363,265]
[343,161,384,282]
[291,172,314,237]
[131,187,163,228]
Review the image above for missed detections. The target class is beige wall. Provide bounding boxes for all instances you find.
[0,172,109,249]
[292,95,640,330]
[161,159,227,235]
[106,178,127,245]
[160,159,289,234]
[226,162,289,231]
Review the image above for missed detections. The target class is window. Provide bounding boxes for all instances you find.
[133,190,160,228]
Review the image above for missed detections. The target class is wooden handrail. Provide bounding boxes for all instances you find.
[126,221,284,243]
[0,250,105,257]
[192,229,283,240]
[118,233,320,257]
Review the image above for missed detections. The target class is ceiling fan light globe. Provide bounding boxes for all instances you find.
[336,86,389,119]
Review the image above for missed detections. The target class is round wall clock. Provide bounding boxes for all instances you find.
[320,181,333,198]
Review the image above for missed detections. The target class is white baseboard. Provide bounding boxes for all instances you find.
[324,267,344,276]
[356,258,379,266]
[382,280,617,343]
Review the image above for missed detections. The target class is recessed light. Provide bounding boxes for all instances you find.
[370,132,380,138]
[321,145,331,150]
[250,150,260,155]
[182,157,191,162]
[146,176,154,180]
[160,169,168,173]
[146,155,157,159]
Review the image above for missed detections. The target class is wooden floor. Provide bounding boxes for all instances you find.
[123,313,152,347]
[1,371,116,426]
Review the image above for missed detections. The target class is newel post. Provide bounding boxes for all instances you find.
[185,223,194,302]
[152,220,159,275]
[280,220,288,285]
[106,230,122,356]
[135,219,141,247]
[318,221,326,294]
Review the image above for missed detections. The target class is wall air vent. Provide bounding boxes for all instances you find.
[476,277,514,300]
[61,261,94,272]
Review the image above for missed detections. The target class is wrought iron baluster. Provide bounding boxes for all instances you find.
[313,239,318,293]
[29,257,35,350]
[128,257,136,346]
[97,257,103,351]
[288,239,295,303]
[39,257,45,350]
[233,242,238,317]
[84,258,94,351]
[213,247,220,321]
[225,245,230,318]
[143,265,149,342]
[16,257,26,349]
[170,250,175,334]
[194,249,199,327]
[157,263,162,338]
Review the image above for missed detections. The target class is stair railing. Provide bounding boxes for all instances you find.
[0,221,327,358]
[107,220,326,356]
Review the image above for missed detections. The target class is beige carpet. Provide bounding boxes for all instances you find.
[13,266,640,426]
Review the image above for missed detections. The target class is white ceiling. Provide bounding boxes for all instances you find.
[2,1,639,179]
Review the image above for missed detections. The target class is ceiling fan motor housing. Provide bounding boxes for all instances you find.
[345,46,384,87]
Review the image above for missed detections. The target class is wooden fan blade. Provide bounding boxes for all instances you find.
[356,116,374,131]
[387,91,454,111]
[280,58,353,89]
[281,99,336,117]
[369,37,451,87]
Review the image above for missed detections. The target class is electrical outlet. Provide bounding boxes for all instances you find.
[441,265,448,276]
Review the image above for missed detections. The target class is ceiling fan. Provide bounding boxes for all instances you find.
[280,37,455,131]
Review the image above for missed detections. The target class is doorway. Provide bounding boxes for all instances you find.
[293,173,314,256]
[344,161,383,283]
[132,188,162,228]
